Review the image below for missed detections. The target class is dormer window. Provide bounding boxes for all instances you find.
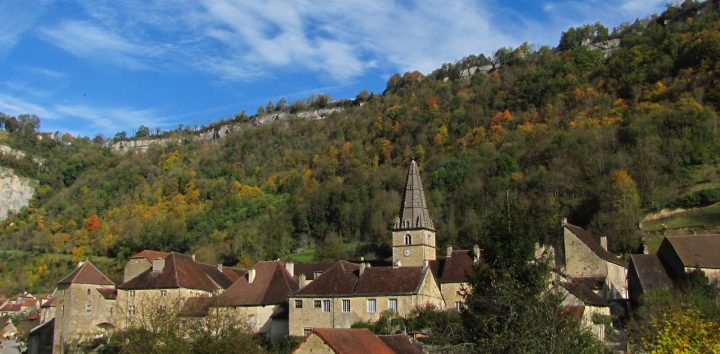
[404,234,412,245]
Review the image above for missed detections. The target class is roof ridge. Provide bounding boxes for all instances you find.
[171,253,180,288]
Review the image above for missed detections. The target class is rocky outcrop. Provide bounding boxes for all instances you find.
[0,167,35,221]
[110,107,344,153]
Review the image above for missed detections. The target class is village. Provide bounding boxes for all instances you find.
[2,161,718,353]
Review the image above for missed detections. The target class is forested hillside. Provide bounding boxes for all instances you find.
[1,1,719,294]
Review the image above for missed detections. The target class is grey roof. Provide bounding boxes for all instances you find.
[629,254,673,292]
[664,235,720,269]
[393,160,434,231]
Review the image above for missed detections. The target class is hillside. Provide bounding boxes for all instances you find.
[1,1,719,294]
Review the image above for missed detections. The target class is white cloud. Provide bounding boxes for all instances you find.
[0,1,49,55]
[53,104,171,133]
[39,21,162,70]
[0,94,55,119]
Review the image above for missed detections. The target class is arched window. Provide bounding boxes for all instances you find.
[404,234,412,245]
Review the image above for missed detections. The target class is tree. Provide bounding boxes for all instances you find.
[135,125,150,138]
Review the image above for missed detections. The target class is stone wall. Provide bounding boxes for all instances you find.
[563,228,607,277]
[0,167,35,222]
[392,229,436,267]
[293,333,335,353]
[53,283,117,353]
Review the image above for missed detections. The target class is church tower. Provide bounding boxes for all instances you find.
[392,159,436,267]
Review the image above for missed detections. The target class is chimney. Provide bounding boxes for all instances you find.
[217,264,223,272]
[360,263,366,276]
[446,246,453,258]
[473,245,481,263]
[285,262,295,276]
[298,274,308,288]
[248,269,256,283]
[600,236,608,251]
[393,260,401,268]
[561,217,567,227]
[152,258,165,273]
[191,254,196,261]
[422,260,429,269]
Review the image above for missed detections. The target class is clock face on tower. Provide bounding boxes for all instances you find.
[403,249,411,257]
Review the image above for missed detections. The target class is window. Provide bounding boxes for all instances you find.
[404,234,412,245]
[295,300,303,308]
[367,299,376,313]
[313,271,323,279]
[127,305,135,316]
[322,300,331,312]
[388,299,398,312]
[303,327,313,336]
[342,299,350,312]
[455,301,463,312]
[314,300,322,309]
[87,288,91,295]
[85,304,92,316]
[160,289,167,297]
[61,305,64,317]
[129,290,135,298]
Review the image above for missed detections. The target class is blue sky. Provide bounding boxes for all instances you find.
[0,0,668,137]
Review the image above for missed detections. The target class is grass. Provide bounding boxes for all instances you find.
[641,203,720,252]
[281,248,318,263]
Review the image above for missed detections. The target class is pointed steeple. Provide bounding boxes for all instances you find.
[394,159,434,231]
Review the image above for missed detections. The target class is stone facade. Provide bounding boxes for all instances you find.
[53,283,117,353]
[292,332,335,353]
[562,226,606,277]
[392,229,436,267]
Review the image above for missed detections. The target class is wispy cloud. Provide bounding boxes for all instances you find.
[0,1,49,55]
[0,94,56,119]
[39,20,162,70]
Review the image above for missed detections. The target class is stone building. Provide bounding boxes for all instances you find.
[292,328,421,354]
[210,260,298,341]
[560,281,611,342]
[428,246,483,310]
[116,252,243,328]
[627,234,720,305]
[391,160,437,267]
[559,221,628,300]
[52,261,116,353]
[288,261,444,336]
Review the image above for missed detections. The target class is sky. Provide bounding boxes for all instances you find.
[0,0,669,137]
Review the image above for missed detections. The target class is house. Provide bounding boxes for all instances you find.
[52,261,116,353]
[40,296,57,324]
[1,320,17,339]
[560,281,611,341]
[627,254,673,306]
[27,318,54,354]
[291,328,420,354]
[210,260,298,341]
[288,261,444,336]
[429,246,483,311]
[626,234,720,305]
[559,220,628,300]
[122,250,170,282]
[116,252,243,328]
[656,234,720,283]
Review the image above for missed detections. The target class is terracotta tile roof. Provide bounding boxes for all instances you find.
[0,303,21,312]
[117,253,234,291]
[21,298,38,307]
[294,261,430,297]
[561,305,585,322]
[665,235,720,269]
[220,267,247,282]
[565,223,627,267]
[629,254,673,292]
[561,282,608,307]
[0,300,5,308]
[378,335,423,354]
[130,250,170,261]
[294,262,337,280]
[179,296,215,317]
[354,267,424,295]
[305,328,395,354]
[294,261,360,296]
[96,288,117,300]
[428,250,483,285]
[214,261,299,307]
[58,261,115,286]
[26,310,40,321]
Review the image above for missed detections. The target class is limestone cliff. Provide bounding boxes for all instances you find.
[0,166,35,221]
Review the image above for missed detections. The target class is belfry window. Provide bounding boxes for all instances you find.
[404,234,411,245]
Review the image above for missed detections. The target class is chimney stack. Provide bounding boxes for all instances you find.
[191,254,196,261]
[298,274,308,288]
[248,269,256,283]
[285,262,295,276]
[600,236,608,251]
[393,260,401,268]
[217,264,223,272]
[473,245,481,263]
[446,246,453,258]
[152,258,165,273]
[360,263,366,276]
[561,217,567,227]
[422,260,429,269]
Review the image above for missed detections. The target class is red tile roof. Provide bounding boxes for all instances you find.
[294,261,431,297]
[130,250,170,261]
[214,261,298,307]
[58,261,115,286]
[294,262,337,280]
[428,250,483,285]
[21,298,38,307]
[117,253,235,291]
[565,224,627,267]
[378,335,422,354]
[40,297,56,308]
[665,235,720,269]
[302,328,395,354]
[0,303,21,312]
[561,282,608,307]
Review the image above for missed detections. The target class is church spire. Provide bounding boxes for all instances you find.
[394,159,434,231]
